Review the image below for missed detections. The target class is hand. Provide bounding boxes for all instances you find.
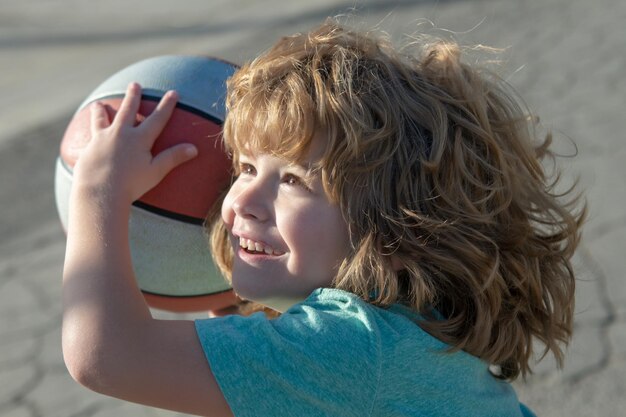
[73,82,198,205]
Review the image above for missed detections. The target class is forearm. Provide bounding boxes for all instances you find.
[62,182,151,378]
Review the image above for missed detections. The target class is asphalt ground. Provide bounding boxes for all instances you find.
[1,0,625,415]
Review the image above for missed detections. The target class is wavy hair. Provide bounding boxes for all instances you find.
[208,20,586,379]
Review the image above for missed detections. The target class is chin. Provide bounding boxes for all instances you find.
[231,281,304,313]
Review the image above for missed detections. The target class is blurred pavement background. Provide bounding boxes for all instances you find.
[1,0,625,415]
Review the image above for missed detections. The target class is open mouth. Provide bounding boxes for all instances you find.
[239,237,285,256]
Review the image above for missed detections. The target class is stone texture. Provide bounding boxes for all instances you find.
[0,0,623,416]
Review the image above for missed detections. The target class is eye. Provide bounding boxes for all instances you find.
[284,174,299,186]
[283,173,311,191]
[238,162,256,176]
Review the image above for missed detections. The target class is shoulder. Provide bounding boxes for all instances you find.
[284,287,381,328]
[300,289,451,351]
[197,288,384,363]
[194,289,386,417]
[281,288,429,348]
[276,288,453,357]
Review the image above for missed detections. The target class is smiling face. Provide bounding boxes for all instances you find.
[220,136,351,312]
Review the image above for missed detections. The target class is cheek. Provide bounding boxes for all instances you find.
[282,204,350,267]
[220,187,237,229]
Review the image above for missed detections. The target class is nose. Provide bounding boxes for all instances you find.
[229,179,272,222]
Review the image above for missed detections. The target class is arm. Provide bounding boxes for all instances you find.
[62,83,232,417]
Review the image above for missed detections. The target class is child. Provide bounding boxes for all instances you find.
[62,20,585,416]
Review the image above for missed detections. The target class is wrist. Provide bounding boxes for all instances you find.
[71,176,133,210]
[69,180,133,231]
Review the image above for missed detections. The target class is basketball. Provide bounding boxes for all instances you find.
[54,55,237,312]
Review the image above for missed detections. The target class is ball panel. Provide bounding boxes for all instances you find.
[129,204,230,296]
[54,157,72,231]
[142,290,238,313]
[60,99,232,220]
[56,55,238,312]
[79,55,236,121]
[57,151,235,312]
[137,101,231,220]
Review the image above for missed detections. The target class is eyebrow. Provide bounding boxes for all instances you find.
[238,148,321,178]
[287,160,321,177]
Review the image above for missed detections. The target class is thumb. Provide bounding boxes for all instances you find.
[152,143,198,178]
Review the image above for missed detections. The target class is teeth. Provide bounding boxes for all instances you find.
[238,236,281,255]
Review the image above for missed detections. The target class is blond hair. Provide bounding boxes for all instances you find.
[208,20,586,380]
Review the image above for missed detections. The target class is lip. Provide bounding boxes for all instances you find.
[236,247,284,265]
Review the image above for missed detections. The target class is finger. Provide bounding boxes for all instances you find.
[151,143,198,179]
[115,82,142,126]
[89,101,110,133]
[140,90,178,140]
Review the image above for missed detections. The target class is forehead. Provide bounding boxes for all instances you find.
[230,129,328,168]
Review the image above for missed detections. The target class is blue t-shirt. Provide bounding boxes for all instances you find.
[195,288,535,417]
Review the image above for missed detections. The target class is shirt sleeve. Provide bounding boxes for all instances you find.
[519,403,537,417]
[194,290,382,417]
